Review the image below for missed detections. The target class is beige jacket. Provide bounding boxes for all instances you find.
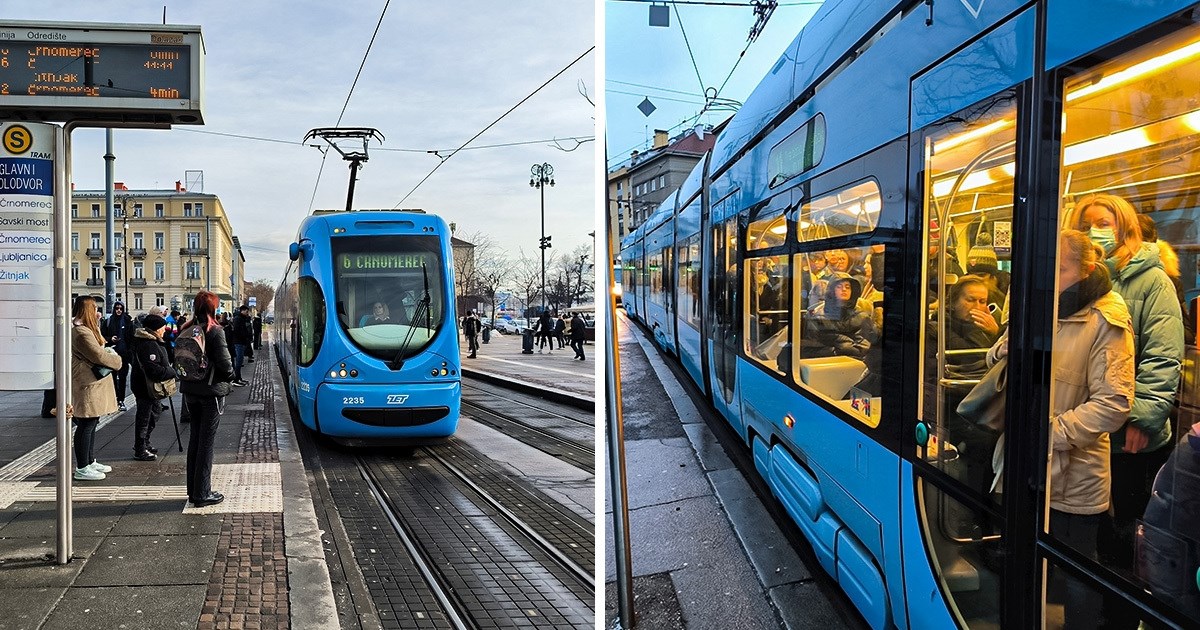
[1049,291,1135,514]
[71,324,123,418]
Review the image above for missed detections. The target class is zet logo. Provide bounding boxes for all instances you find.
[3,125,33,155]
[386,394,409,405]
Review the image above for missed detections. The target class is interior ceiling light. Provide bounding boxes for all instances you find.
[1066,38,1200,103]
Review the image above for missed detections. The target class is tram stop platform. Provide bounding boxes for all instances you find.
[605,310,863,630]
[458,326,596,403]
[0,344,336,630]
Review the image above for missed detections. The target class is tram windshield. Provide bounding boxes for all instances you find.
[331,235,446,363]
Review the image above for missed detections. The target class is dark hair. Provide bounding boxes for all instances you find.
[1137,213,1158,242]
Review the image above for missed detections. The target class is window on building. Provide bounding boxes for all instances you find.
[114,203,122,217]
[133,262,144,279]
[133,232,143,249]
[183,203,192,217]
[155,293,164,306]
[90,233,100,249]
[133,203,143,217]
[155,203,164,218]
[187,232,201,249]
[134,293,143,310]
[71,262,79,282]
[71,204,77,218]
[195,202,204,216]
[114,234,123,250]
[71,233,79,251]
[90,263,100,279]
[186,261,201,279]
[154,261,165,281]
[91,204,100,218]
[154,232,164,250]
[115,263,123,281]
[659,175,666,188]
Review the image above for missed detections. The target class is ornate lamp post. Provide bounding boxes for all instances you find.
[529,163,554,314]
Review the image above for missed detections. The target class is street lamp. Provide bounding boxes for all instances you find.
[122,214,129,308]
[530,162,554,314]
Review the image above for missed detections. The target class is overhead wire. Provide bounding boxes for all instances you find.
[673,3,706,95]
[174,127,594,153]
[307,0,392,215]
[393,46,595,207]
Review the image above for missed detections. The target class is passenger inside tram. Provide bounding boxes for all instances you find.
[802,273,876,360]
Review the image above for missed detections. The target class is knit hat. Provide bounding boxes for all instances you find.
[966,233,999,274]
[148,305,167,317]
[142,314,168,332]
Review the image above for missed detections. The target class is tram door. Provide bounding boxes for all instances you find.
[708,202,742,426]
[905,11,1032,626]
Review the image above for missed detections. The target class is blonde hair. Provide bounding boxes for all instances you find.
[72,296,105,346]
[1064,193,1143,270]
[1060,229,1104,277]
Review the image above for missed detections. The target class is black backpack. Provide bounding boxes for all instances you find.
[174,324,210,382]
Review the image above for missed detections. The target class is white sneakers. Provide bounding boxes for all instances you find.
[74,461,112,480]
[74,466,104,480]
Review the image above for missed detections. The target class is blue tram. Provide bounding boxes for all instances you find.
[619,1,1200,627]
[274,209,460,443]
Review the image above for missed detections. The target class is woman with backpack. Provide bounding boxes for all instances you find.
[130,313,177,461]
[70,295,124,480]
[177,291,236,507]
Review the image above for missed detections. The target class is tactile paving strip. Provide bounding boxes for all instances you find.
[435,440,594,574]
[21,484,188,502]
[183,462,283,514]
[367,455,594,628]
[0,482,39,508]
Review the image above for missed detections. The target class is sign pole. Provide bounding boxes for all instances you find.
[55,125,71,563]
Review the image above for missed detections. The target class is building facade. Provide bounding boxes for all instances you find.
[606,125,718,265]
[69,182,243,314]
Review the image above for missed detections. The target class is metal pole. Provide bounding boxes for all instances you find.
[122,216,128,307]
[346,160,359,212]
[204,216,211,293]
[103,129,115,310]
[540,181,546,313]
[57,123,74,564]
[605,204,635,626]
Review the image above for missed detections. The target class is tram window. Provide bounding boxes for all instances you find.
[648,251,664,306]
[744,255,790,375]
[768,113,825,189]
[297,276,325,366]
[1048,24,1200,626]
[676,234,701,329]
[794,179,880,242]
[747,211,787,250]
[789,245,883,428]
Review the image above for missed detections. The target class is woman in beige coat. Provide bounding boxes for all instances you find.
[70,296,123,480]
[1049,230,1135,628]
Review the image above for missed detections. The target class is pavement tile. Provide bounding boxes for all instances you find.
[42,584,206,630]
[0,586,65,630]
[74,533,219,587]
[623,437,712,510]
[0,537,103,587]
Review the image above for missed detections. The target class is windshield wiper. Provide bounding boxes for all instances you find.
[389,263,431,371]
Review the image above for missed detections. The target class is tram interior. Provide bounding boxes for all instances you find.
[918,23,1200,628]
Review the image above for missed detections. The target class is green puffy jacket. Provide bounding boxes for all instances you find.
[1107,241,1183,453]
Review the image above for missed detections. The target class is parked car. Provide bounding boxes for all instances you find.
[499,318,531,334]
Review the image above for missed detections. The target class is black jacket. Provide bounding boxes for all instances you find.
[102,312,134,357]
[179,321,236,397]
[130,328,177,399]
[570,315,587,341]
[232,313,253,345]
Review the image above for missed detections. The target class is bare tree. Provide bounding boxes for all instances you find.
[244,279,276,312]
[511,250,560,317]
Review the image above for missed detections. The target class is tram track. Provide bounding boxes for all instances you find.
[354,448,594,629]
[460,382,595,471]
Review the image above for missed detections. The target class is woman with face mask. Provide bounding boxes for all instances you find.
[1064,193,1183,616]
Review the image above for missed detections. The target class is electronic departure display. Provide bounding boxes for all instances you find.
[0,21,204,124]
[0,43,191,100]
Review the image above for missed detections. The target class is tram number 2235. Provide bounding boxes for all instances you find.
[343,396,365,405]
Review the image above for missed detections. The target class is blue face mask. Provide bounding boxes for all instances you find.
[1089,227,1118,257]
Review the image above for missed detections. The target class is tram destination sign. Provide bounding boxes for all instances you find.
[0,21,204,125]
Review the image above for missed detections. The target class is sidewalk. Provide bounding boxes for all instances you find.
[460,327,596,401]
[605,311,853,630]
[0,345,335,630]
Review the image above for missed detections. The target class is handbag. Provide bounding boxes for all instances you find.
[92,365,113,379]
[134,350,178,400]
[956,355,1007,431]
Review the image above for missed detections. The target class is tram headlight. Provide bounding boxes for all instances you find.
[339,369,347,377]
[440,368,448,376]
[329,370,338,378]
[431,369,438,376]
[349,369,358,377]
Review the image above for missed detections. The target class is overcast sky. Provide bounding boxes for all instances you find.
[7,1,596,285]
[605,1,822,168]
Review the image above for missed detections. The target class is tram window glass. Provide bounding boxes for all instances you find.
[331,235,445,363]
[789,245,884,428]
[748,211,787,250]
[919,94,1016,493]
[744,255,790,375]
[1049,25,1200,626]
[676,234,701,329]
[648,251,664,305]
[768,113,825,189]
[297,276,324,366]
[794,179,881,242]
